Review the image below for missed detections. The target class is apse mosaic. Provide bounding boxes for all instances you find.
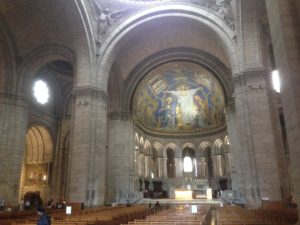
[132,62,225,134]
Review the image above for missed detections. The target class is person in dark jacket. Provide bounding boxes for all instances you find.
[37,206,51,225]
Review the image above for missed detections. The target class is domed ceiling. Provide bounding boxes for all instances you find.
[132,62,226,135]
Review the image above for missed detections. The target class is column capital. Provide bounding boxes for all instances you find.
[74,86,107,101]
[225,100,236,114]
[0,92,29,108]
[108,111,132,121]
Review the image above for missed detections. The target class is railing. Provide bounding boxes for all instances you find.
[119,191,144,204]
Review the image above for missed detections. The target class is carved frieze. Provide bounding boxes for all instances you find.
[90,0,236,59]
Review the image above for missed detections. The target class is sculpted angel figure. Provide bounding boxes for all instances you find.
[215,0,234,28]
[215,0,232,15]
[91,0,131,45]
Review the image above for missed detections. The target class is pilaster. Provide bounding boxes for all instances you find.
[0,94,28,205]
[68,87,107,206]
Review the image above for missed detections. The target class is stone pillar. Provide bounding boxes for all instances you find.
[134,150,139,176]
[0,94,28,205]
[157,157,164,178]
[175,158,183,178]
[211,155,217,177]
[106,113,134,203]
[265,0,300,215]
[68,87,107,206]
[223,153,230,177]
[215,155,223,177]
[199,157,206,178]
[225,103,243,195]
[144,155,150,178]
[229,70,282,207]
[162,157,168,178]
[139,153,145,177]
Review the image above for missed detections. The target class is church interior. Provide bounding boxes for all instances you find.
[0,0,300,224]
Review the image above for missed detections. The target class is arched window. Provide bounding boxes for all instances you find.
[167,148,176,178]
[33,80,50,104]
[20,126,53,201]
[183,156,193,172]
[182,147,196,175]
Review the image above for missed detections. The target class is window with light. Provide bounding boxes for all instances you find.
[33,80,50,104]
[272,70,281,93]
[183,156,193,172]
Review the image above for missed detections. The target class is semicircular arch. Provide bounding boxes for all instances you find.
[25,125,54,164]
[98,4,239,92]
[17,45,75,98]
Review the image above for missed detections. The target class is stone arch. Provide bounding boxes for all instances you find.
[20,124,54,201]
[26,121,55,148]
[182,143,195,151]
[98,4,239,93]
[165,143,180,156]
[165,144,177,179]
[25,125,54,164]
[213,138,224,155]
[199,141,212,152]
[153,142,163,157]
[17,45,75,98]
[143,139,151,155]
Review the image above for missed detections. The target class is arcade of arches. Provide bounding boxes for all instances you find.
[0,0,300,213]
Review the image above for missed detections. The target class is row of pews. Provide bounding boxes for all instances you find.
[217,205,298,225]
[122,205,210,225]
[0,205,157,225]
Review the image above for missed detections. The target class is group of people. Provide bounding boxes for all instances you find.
[47,198,66,209]
[148,201,161,212]
[0,197,5,211]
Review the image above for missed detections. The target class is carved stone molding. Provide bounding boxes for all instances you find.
[0,92,29,108]
[108,111,132,121]
[90,0,236,58]
[74,86,107,102]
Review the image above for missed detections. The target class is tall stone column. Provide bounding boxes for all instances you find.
[265,0,300,215]
[157,157,164,178]
[162,157,167,178]
[229,71,282,207]
[175,158,183,178]
[144,155,150,178]
[211,155,219,177]
[199,157,206,178]
[139,153,145,177]
[223,153,230,176]
[68,87,107,206]
[215,155,223,177]
[225,103,243,195]
[106,113,134,203]
[0,94,28,205]
[134,150,139,176]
